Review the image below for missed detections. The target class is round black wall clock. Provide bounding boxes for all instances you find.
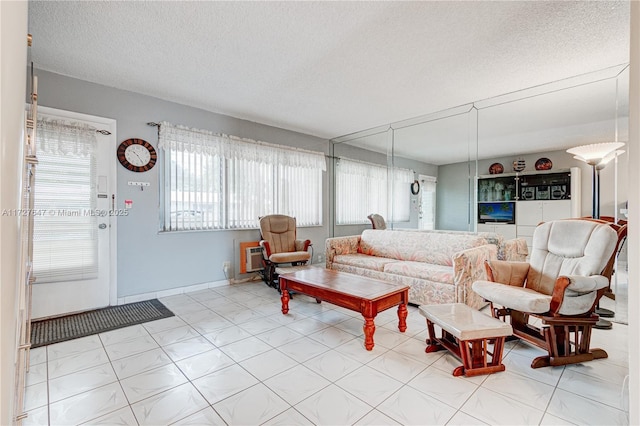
[410,180,420,195]
[117,138,157,172]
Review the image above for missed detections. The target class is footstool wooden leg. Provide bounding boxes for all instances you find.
[452,366,465,377]
[458,337,506,377]
[425,319,443,353]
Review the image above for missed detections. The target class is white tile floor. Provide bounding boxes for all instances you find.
[23,282,630,425]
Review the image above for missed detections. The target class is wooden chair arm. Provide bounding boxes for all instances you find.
[549,276,572,314]
[259,240,272,258]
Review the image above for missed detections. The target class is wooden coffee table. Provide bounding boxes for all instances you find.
[279,268,409,350]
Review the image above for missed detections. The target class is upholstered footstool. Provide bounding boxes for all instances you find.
[419,303,512,377]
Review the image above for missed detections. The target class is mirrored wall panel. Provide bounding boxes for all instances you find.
[331,126,393,237]
[330,65,629,240]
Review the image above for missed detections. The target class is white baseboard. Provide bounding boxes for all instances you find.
[117,279,230,305]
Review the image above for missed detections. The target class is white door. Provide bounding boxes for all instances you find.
[418,175,436,230]
[31,108,117,319]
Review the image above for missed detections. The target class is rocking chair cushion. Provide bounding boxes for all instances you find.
[558,288,599,315]
[295,240,311,251]
[565,274,609,293]
[485,260,529,286]
[473,275,608,316]
[526,221,617,295]
[270,251,311,264]
[472,280,551,314]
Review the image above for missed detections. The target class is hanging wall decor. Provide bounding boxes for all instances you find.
[410,180,420,195]
[117,138,157,172]
[489,163,504,174]
[512,158,526,172]
[535,157,553,170]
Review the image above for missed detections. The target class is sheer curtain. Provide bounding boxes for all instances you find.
[335,158,387,225]
[32,118,98,283]
[392,168,414,222]
[336,158,413,225]
[159,121,325,231]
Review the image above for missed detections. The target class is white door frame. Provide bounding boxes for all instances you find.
[38,106,118,308]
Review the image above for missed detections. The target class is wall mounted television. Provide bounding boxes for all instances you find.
[478,202,515,224]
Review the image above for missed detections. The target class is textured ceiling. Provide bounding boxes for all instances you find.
[28,1,630,163]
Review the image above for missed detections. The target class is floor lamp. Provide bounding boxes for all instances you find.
[566,142,625,329]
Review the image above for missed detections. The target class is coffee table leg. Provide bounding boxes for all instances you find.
[281,289,290,314]
[397,303,407,332]
[363,317,375,350]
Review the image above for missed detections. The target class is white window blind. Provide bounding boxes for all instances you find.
[159,121,325,231]
[335,158,412,225]
[32,118,98,283]
[335,158,387,225]
[391,168,414,222]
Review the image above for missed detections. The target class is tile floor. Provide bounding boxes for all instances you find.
[23,282,630,425]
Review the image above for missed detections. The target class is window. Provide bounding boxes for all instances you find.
[159,122,325,231]
[32,118,98,283]
[391,167,414,222]
[335,158,413,225]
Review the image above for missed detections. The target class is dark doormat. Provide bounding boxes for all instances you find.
[30,299,174,348]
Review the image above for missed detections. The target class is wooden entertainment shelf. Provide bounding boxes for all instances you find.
[476,168,581,252]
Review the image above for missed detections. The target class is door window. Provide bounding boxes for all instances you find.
[33,118,98,283]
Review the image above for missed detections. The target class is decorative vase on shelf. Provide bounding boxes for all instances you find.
[480,187,488,202]
[489,163,504,174]
[535,157,553,171]
[494,183,504,201]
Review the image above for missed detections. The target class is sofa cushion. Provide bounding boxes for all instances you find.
[384,261,454,285]
[476,232,505,260]
[359,229,489,266]
[333,254,399,272]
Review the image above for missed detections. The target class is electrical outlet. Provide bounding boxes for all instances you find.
[223,261,231,270]
[317,254,324,263]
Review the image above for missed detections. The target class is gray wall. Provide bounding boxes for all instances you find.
[435,161,475,231]
[35,70,330,298]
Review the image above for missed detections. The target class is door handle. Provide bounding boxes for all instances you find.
[98,223,107,229]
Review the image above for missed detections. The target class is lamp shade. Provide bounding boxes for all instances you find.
[598,149,625,167]
[566,142,625,165]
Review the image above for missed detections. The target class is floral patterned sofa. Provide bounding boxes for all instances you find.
[325,229,527,309]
